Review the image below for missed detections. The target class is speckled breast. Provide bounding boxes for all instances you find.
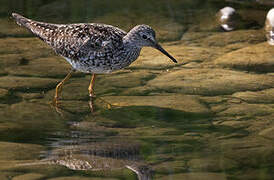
[64,47,141,74]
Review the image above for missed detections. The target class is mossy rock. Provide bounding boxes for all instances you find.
[157,172,227,180]
[182,32,218,42]
[0,88,8,98]
[218,138,274,168]
[153,160,188,174]
[235,167,274,180]
[47,177,118,180]
[0,172,20,180]
[45,70,156,101]
[130,43,214,70]
[0,54,25,68]
[217,103,274,118]
[0,18,32,38]
[101,94,210,115]
[0,142,44,161]
[187,157,238,172]
[232,88,274,103]
[146,68,274,96]
[259,127,274,139]
[0,102,71,143]
[187,13,220,32]
[0,38,52,59]
[0,76,59,92]
[12,173,46,180]
[214,42,274,72]
[238,9,267,26]
[5,56,72,78]
[94,12,185,42]
[16,92,44,100]
[199,29,265,47]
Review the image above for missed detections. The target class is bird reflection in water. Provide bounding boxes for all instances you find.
[17,137,154,180]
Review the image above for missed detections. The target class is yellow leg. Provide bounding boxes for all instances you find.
[88,74,96,97]
[52,69,74,106]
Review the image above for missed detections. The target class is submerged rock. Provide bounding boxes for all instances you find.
[48,177,118,180]
[217,138,274,168]
[12,173,46,180]
[198,29,265,48]
[45,70,156,101]
[0,5,274,180]
[232,88,274,103]
[131,43,213,69]
[0,38,52,60]
[5,57,72,78]
[217,103,274,117]
[259,127,274,139]
[146,68,274,96]
[188,157,238,172]
[101,95,211,115]
[0,141,44,161]
[0,88,8,99]
[0,18,31,38]
[214,42,274,72]
[0,76,58,92]
[158,172,227,180]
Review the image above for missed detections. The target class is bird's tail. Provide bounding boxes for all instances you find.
[11,12,44,38]
[11,13,59,42]
[11,13,32,29]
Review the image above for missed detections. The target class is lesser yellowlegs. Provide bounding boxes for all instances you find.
[12,13,178,107]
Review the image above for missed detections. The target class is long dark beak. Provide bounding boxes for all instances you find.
[154,43,178,63]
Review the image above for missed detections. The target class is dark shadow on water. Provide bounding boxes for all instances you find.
[100,105,247,135]
[101,106,211,128]
[0,102,249,144]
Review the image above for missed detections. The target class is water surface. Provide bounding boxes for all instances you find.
[0,0,274,179]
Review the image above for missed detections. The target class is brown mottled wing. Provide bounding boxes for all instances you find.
[53,24,127,60]
[12,13,127,61]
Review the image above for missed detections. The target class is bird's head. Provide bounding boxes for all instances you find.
[126,24,178,63]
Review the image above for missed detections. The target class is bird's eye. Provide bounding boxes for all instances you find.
[142,34,147,39]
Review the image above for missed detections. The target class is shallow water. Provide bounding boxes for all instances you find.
[0,0,274,179]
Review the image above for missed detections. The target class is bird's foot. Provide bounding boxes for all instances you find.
[88,92,96,112]
[89,95,97,113]
[51,96,61,107]
[89,91,96,98]
[49,98,65,117]
[96,97,113,110]
[88,95,113,112]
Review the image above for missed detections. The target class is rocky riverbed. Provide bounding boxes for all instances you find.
[0,1,274,179]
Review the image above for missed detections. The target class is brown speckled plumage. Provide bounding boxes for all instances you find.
[12,13,177,74]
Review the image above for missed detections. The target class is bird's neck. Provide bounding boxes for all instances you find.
[113,36,140,66]
[123,44,141,64]
[123,31,141,48]
[123,34,141,56]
